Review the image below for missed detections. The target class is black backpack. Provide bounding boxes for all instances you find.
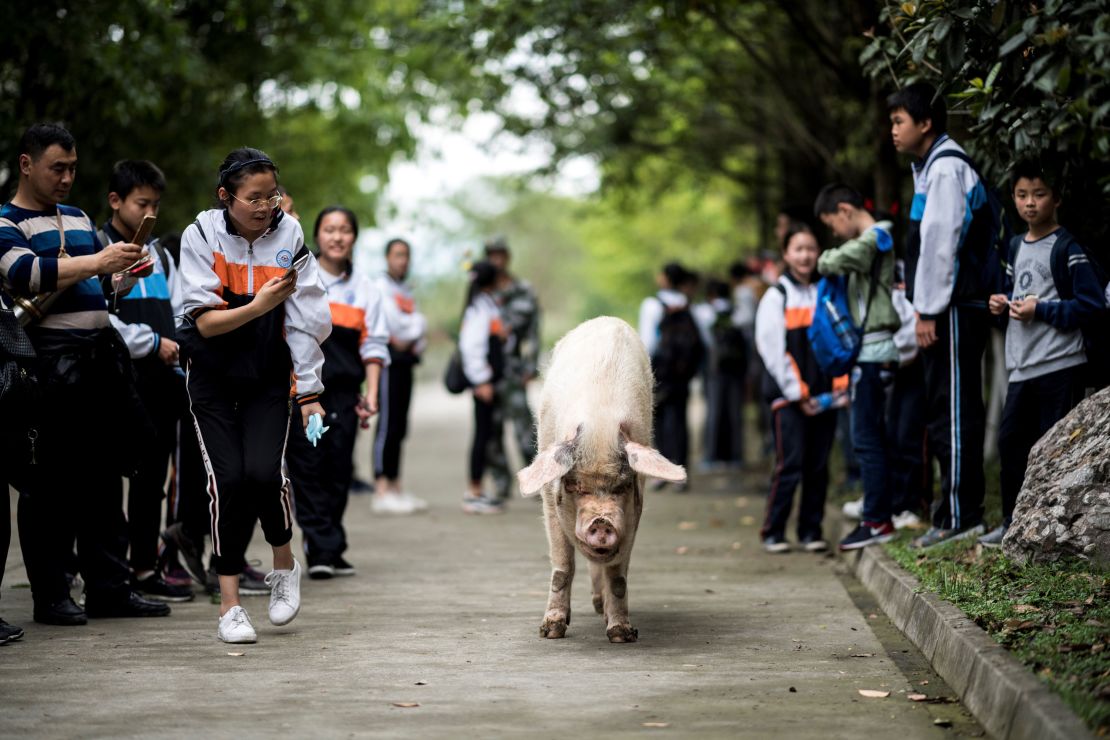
[652,299,705,389]
[711,310,748,375]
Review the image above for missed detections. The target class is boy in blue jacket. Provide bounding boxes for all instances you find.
[980,160,1106,547]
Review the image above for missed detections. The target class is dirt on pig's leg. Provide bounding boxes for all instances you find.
[603,561,637,643]
[589,561,605,615]
[540,496,574,639]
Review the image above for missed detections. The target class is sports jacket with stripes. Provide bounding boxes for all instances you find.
[178,208,331,398]
[319,266,390,392]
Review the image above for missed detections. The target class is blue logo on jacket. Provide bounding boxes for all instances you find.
[276,249,293,268]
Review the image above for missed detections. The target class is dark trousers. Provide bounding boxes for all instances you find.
[654,386,690,468]
[287,388,359,563]
[761,404,837,540]
[704,370,745,464]
[170,411,212,544]
[470,395,501,484]
[15,378,131,607]
[853,363,896,524]
[922,306,989,530]
[127,360,183,573]
[185,366,293,576]
[1,484,8,598]
[374,356,414,480]
[998,365,1084,525]
[887,358,930,516]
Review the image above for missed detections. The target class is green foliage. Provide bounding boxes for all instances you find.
[0,0,473,232]
[861,0,1110,245]
[419,0,895,241]
[887,537,1110,732]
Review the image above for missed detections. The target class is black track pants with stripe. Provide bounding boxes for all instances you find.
[761,403,836,541]
[185,366,293,576]
[921,305,989,531]
[286,388,359,563]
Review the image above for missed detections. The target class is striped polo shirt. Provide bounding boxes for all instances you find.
[0,202,109,334]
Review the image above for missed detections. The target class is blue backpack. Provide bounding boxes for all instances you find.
[808,226,892,376]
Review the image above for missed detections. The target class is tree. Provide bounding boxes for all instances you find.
[861,0,1110,247]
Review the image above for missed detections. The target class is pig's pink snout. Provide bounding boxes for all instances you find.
[585,518,619,551]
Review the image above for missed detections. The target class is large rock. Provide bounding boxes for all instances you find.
[1003,386,1110,565]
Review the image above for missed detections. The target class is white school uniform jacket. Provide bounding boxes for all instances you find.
[319,267,391,391]
[178,208,332,397]
[375,273,428,354]
[459,292,503,386]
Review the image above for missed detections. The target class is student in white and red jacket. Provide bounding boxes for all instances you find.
[177,148,331,644]
[286,206,389,579]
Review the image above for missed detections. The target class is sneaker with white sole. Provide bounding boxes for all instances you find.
[265,560,302,626]
[909,523,985,550]
[400,492,428,511]
[838,521,897,551]
[978,524,1007,549]
[762,535,791,554]
[333,556,356,577]
[841,498,863,520]
[371,492,418,515]
[892,510,923,530]
[218,606,257,644]
[461,495,505,515]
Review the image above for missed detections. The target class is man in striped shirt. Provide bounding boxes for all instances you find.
[0,123,170,626]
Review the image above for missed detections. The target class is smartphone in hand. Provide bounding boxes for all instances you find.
[283,252,312,281]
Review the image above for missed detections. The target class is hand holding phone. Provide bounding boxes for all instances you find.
[283,252,312,281]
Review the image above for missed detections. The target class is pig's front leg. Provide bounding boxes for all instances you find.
[589,561,605,615]
[541,497,574,639]
[603,562,637,643]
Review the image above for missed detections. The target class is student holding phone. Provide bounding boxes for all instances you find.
[285,206,389,579]
[177,147,332,644]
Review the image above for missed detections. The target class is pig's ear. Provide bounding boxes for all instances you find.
[623,441,687,482]
[517,430,579,496]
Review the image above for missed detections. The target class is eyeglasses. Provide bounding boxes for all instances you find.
[229,193,283,211]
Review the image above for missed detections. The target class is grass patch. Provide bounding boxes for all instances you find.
[887,535,1110,733]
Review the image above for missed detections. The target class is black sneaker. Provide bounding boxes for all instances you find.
[33,597,87,626]
[349,476,374,495]
[161,522,207,585]
[86,591,171,618]
[133,574,195,603]
[240,564,271,595]
[762,535,791,554]
[800,535,829,553]
[308,561,336,580]
[0,618,25,644]
[333,556,356,577]
[978,524,1007,549]
[909,523,985,550]
[838,521,896,551]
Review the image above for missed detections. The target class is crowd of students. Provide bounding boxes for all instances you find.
[0,123,432,645]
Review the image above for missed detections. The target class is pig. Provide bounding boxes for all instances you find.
[517,317,686,643]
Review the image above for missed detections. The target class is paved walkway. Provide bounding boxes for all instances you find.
[2,385,983,738]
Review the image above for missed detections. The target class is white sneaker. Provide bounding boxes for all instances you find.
[400,491,428,511]
[841,498,863,520]
[265,560,301,626]
[892,510,923,530]
[217,606,257,644]
[371,492,417,515]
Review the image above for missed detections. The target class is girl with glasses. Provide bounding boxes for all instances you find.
[177,147,332,643]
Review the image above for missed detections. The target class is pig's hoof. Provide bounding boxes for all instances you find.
[592,594,604,614]
[540,618,568,639]
[607,624,638,643]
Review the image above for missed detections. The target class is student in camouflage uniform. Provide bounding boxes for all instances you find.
[483,238,540,501]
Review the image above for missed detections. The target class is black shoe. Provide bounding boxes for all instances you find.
[1,618,26,644]
[838,522,896,551]
[762,535,791,554]
[349,476,374,495]
[133,574,195,603]
[333,556,356,577]
[800,534,829,553]
[33,597,87,626]
[161,522,207,585]
[308,560,336,580]
[86,591,171,618]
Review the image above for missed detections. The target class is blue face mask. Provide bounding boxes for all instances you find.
[305,412,330,447]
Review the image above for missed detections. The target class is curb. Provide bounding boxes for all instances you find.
[848,545,1094,740]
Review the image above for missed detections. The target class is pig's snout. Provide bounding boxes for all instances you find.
[584,518,619,553]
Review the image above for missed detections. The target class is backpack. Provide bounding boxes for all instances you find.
[1040,233,1110,389]
[929,150,1014,299]
[711,310,748,375]
[652,299,705,389]
[807,227,889,376]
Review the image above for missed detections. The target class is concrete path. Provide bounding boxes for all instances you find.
[2,385,983,738]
